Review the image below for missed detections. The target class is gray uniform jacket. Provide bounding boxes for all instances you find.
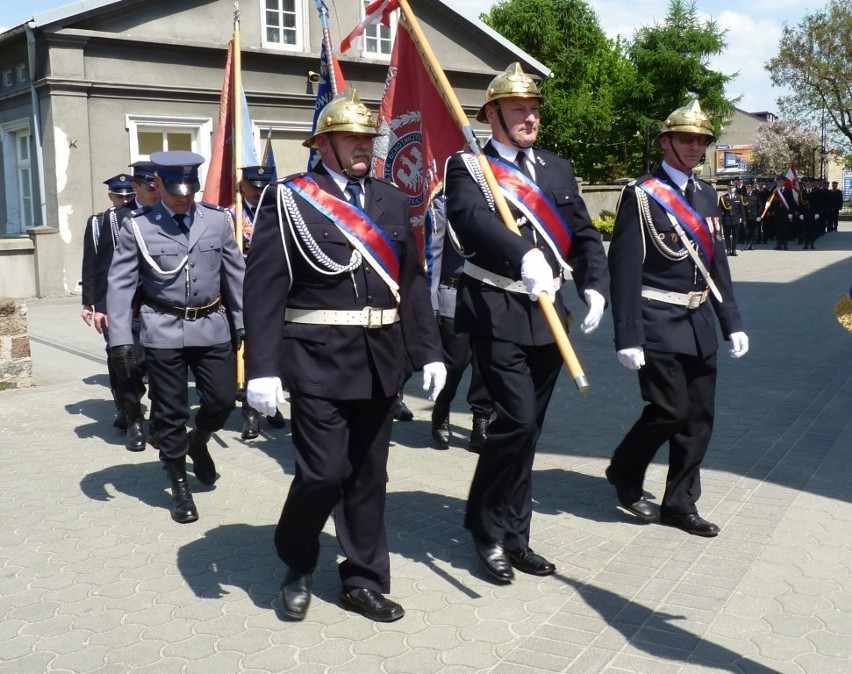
[107,200,245,349]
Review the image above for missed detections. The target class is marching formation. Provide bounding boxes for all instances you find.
[79,58,756,622]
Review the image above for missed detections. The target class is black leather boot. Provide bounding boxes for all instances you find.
[165,459,198,523]
[241,402,260,439]
[111,391,127,430]
[187,429,218,485]
[431,404,451,450]
[123,402,146,452]
[468,414,489,454]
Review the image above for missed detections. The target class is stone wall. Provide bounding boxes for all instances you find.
[0,299,32,389]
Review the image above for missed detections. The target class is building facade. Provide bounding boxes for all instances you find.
[0,0,548,299]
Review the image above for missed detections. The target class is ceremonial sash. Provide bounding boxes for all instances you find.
[638,177,715,263]
[229,203,253,242]
[286,175,400,283]
[486,157,574,260]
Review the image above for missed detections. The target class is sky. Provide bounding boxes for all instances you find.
[1,0,815,113]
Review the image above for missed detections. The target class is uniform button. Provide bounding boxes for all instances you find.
[190,262,195,268]
[192,277,197,282]
[323,231,329,239]
[367,295,375,303]
[392,231,399,239]
[365,266,372,273]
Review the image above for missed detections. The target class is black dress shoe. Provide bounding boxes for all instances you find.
[394,400,414,422]
[188,429,218,485]
[431,421,450,449]
[125,420,146,452]
[113,411,128,431]
[508,546,555,576]
[468,414,489,454]
[605,466,654,521]
[340,588,404,622]
[660,510,720,537]
[280,569,313,621]
[241,405,259,440]
[473,538,514,584]
[266,409,287,428]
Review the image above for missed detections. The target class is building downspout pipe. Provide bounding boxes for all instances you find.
[25,22,48,228]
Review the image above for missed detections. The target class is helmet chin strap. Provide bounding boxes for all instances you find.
[495,104,533,150]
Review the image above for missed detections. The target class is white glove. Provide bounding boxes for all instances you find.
[422,361,447,402]
[520,248,554,301]
[617,347,645,370]
[246,377,286,417]
[580,289,605,334]
[815,213,820,220]
[729,332,749,358]
[799,214,804,220]
[756,216,761,222]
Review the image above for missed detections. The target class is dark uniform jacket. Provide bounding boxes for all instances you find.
[719,191,747,227]
[243,166,441,400]
[81,212,104,308]
[93,199,141,313]
[608,166,743,357]
[107,200,245,349]
[444,141,609,346]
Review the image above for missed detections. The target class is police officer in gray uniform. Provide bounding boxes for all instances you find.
[107,151,245,524]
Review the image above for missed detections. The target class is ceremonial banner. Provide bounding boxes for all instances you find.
[784,162,800,204]
[373,18,465,258]
[203,41,259,207]
[339,0,400,54]
[307,36,347,170]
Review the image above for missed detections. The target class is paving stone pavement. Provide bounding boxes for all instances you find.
[2,229,851,674]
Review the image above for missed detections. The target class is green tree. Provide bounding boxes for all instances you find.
[765,0,852,150]
[625,0,736,165]
[482,0,636,183]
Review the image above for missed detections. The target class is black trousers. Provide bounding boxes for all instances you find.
[275,394,395,592]
[433,316,492,416]
[609,349,717,515]
[464,335,561,551]
[103,320,146,410]
[145,342,236,460]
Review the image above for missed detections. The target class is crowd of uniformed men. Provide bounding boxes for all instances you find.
[718,174,844,255]
[82,62,852,623]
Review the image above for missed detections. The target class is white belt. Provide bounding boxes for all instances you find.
[285,307,398,328]
[463,261,563,295]
[641,286,709,309]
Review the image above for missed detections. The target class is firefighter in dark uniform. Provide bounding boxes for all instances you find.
[243,91,445,622]
[426,191,493,452]
[743,179,763,250]
[228,165,287,439]
[81,174,146,446]
[767,176,795,250]
[719,182,747,255]
[828,181,843,232]
[107,150,245,524]
[798,177,820,249]
[92,166,160,452]
[445,64,609,584]
[606,100,749,537]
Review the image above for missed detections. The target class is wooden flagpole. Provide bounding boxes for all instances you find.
[395,0,589,392]
[233,1,246,388]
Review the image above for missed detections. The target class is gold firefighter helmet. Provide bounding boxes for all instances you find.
[656,100,716,143]
[302,89,380,148]
[476,62,542,123]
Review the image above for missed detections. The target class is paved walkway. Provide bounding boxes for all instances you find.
[2,229,851,674]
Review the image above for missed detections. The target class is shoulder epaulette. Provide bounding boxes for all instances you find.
[129,205,151,217]
[199,201,225,211]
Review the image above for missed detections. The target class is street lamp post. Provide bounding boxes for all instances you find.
[643,120,662,174]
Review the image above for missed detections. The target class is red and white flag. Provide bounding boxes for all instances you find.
[339,0,399,54]
[784,162,800,204]
[373,18,465,260]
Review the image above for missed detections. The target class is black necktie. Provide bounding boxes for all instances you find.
[346,181,364,212]
[174,213,189,234]
[685,180,696,208]
[515,151,532,180]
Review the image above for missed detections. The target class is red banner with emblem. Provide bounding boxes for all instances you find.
[373,18,465,261]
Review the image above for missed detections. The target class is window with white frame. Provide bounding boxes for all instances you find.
[3,71,12,87]
[262,0,306,51]
[15,130,34,229]
[16,64,27,82]
[362,0,396,58]
[1,120,33,234]
[125,115,213,189]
